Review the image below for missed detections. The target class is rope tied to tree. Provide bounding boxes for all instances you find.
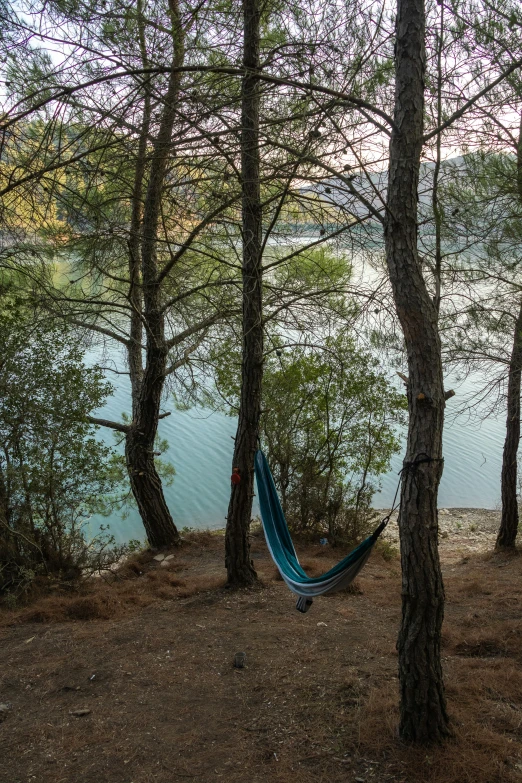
[401,453,445,474]
[375,453,445,536]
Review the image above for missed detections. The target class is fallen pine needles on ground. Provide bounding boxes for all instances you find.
[0,530,521,783]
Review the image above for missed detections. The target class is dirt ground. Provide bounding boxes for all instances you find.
[1,511,521,783]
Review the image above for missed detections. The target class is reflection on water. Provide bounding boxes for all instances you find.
[88,370,505,544]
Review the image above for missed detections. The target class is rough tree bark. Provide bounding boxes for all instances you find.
[497,300,522,548]
[125,0,185,549]
[126,0,148,420]
[496,115,522,549]
[384,0,450,742]
[225,0,262,587]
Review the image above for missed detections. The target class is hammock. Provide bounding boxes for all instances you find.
[254,449,388,613]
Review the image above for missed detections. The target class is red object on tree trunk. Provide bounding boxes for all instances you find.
[231,468,241,485]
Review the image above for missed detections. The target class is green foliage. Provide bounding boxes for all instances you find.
[0,297,125,596]
[216,331,406,543]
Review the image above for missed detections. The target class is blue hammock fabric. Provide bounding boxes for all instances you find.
[254,449,387,612]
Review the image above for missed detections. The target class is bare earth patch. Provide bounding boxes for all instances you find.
[383,507,503,562]
[1,517,521,783]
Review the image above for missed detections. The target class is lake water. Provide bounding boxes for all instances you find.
[89,366,506,544]
[83,241,507,544]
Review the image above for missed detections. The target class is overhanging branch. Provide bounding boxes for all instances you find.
[1,66,396,135]
[423,56,522,142]
[87,416,129,433]
[166,310,236,350]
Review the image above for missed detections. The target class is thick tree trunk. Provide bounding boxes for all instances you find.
[496,300,522,548]
[384,0,450,743]
[496,115,522,548]
[124,0,184,549]
[125,383,179,549]
[225,0,262,587]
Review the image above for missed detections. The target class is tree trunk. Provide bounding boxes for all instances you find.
[125,403,179,550]
[126,0,149,420]
[384,0,450,743]
[225,0,262,587]
[496,114,522,548]
[124,0,184,549]
[496,300,522,548]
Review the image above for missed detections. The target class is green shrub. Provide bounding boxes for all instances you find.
[0,304,125,599]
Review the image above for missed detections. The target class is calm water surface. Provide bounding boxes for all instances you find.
[85,243,505,542]
[89,369,505,544]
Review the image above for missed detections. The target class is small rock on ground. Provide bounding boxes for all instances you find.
[233,652,247,669]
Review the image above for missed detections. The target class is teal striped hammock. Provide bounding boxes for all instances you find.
[254,450,388,613]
